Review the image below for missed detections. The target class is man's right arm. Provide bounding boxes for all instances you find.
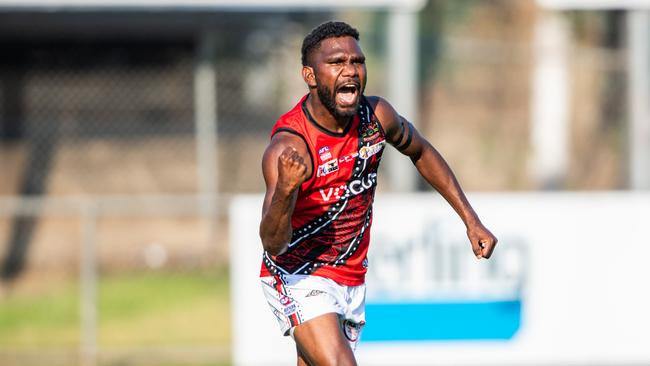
[259,132,310,256]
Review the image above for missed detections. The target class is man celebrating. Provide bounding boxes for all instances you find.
[259,21,497,366]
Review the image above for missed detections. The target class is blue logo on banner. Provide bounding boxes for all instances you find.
[363,299,521,341]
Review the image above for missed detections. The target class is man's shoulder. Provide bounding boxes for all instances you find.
[363,95,397,122]
[363,95,394,113]
[363,95,381,106]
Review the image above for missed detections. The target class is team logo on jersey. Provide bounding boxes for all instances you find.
[317,159,339,177]
[319,184,347,202]
[359,141,385,160]
[318,173,378,202]
[318,146,332,161]
[362,258,369,268]
[361,120,380,142]
[339,152,358,163]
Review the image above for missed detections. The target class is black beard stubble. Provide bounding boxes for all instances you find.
[315,76,357,118]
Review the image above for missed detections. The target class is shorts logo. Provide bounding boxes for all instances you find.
[343,320,365,342]
[318,146,332,162]
[362,258,369,268]
[317,159,339,177]
[284,303,297,315]
[359,141,385,160]
[279,295,293,306]
[273,308,284,319]
[305,290,325,297]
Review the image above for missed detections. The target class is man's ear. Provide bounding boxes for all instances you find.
[302,65,317,89]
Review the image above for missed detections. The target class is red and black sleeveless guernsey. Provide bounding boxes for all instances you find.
[260,95,386,286]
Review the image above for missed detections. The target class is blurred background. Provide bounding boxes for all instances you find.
[0,0,648,365]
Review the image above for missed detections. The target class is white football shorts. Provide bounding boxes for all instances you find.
[260,274,366,350]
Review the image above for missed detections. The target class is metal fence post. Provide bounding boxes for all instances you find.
[386,8,419,192]
[194,31,219,261]
[627,10,650,189]
[531,11,571,189]
[80,201,98,366]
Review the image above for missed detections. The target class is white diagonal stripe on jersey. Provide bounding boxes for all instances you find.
[290,262,311,275]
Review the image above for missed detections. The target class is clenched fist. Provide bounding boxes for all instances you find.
[467,222,497,259]
[276,147,307,194]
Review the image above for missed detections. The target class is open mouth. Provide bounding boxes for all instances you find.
[335,83,360,107]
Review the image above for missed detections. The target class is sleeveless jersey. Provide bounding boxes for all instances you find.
[260,95,386,286]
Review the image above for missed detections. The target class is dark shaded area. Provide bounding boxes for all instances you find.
[1,124,60,281]
[0,55,25,141]
[0,45,59,281]
[0,47,60,281]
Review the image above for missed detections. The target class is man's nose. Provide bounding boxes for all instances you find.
[341,61,358,77]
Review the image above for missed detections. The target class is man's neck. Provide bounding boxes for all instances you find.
[305,94,353,134]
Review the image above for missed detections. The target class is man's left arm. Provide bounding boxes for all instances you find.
[371,96,497,259]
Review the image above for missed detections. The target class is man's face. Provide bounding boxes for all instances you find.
[308,36,367,118]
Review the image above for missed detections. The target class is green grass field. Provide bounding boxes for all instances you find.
[0,269,230,365]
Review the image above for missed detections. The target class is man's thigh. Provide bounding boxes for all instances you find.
[293,312,357,366]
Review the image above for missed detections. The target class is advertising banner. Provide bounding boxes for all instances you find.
[230,193,650,365]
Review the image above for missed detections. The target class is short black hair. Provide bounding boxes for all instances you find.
[301,21,360,66]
